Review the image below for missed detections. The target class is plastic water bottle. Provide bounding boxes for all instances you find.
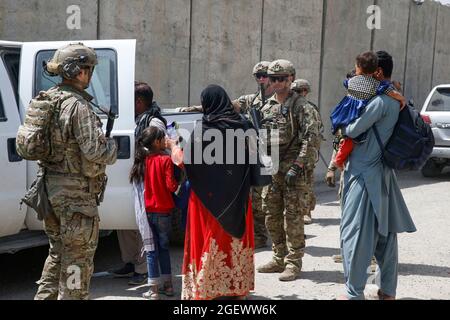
[167,121,178,140]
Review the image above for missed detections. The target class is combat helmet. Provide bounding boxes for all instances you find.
[267,59,295,76]
[291,79,311,93]
[252,61,271,75]
[45,43,98,79]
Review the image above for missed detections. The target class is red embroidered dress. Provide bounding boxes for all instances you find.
[181,192,254,300]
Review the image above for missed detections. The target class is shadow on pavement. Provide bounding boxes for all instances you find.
[249,293,303,300]
[399,263,450,278]
[305,246,340,258]
[300,270,345,285]
[311,218,341,227]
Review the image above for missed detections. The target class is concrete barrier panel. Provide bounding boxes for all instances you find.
[432,4,450,88]
[98,0,191,107]
[0,0,98,41]
[261,0,323,104]
[189,0,262,105]
[319,0,373,173]
[372,0,410,87]
[404,0,438,108]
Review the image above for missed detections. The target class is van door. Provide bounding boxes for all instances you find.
[19,40,138,231]
[0,42,27,237]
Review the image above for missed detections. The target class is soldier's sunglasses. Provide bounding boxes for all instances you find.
[255,73,268,79]
[269,76,288,83]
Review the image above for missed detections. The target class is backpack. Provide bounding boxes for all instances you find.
[16,88,72,161]
[373,102,435,171]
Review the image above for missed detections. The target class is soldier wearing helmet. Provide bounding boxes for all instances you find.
[233,61,274,114]
[257,60,322,281]
[45,42,98,89]
[35,43,117,300]
[291,79,311,97]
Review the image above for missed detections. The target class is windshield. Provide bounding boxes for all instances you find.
[34,49,118,116]
[426,88,450,112]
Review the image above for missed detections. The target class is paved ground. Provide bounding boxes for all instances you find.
[0,171,449,300]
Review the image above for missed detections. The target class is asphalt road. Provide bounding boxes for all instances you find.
[0,171,449,300]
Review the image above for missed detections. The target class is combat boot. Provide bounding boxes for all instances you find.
[279,267,300,282]
[257,260,284,273]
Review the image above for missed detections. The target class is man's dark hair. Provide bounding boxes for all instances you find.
[376,51,394,78]
[356,51,378,74]
[135,81,154,108]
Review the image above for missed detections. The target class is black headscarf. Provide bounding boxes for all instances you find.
[185,85,252,238]
[135,101,167,138]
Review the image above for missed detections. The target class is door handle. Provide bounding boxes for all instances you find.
[113,136,130,160]
[7,138,22,162]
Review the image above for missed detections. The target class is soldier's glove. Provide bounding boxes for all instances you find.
[285,164,302,186]
[325,169,336,188]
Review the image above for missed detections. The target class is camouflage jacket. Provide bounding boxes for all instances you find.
[40,85,117,215]
[234,91,274,114]
[260,91,322,169]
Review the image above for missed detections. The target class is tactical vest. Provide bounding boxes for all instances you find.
[42,88,107,179]
[260,93,305,148]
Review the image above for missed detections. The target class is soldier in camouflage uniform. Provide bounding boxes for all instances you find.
[234,61,274,114]
[257,60,322,281]
[233,61,274,249]
[34,43,117,300]
[291,79,324,225]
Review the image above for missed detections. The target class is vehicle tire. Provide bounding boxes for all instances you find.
[421,159,444,177]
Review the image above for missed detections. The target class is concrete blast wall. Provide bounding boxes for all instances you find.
[1,0,450,175]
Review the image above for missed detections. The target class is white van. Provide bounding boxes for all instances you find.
[0,39,201,254]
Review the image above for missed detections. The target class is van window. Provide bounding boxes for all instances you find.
[426,88,450,112]
[0,92,5,121]
[1,51,20,101]
[35,49,118,116]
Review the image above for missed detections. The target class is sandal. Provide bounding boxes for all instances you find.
[143,285,160,300]
[377,289,395,300]
[159,281,175,297]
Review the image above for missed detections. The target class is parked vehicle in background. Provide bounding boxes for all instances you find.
[420,84,450,177]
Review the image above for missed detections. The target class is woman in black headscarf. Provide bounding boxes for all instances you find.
[181,85,255,300]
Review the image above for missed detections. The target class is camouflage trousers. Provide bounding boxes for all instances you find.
[252,186,267,245]
[35,198,99,300]
[261,158,308,273]
[305,168,316,217]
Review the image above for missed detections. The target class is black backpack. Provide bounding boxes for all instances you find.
[373,102,435,171]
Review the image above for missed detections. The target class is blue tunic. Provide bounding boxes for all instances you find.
[342,95,416,237]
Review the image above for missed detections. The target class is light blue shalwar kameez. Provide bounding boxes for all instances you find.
[341,95,417,299]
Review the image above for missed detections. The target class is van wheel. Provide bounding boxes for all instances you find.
[421,159,444,177]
